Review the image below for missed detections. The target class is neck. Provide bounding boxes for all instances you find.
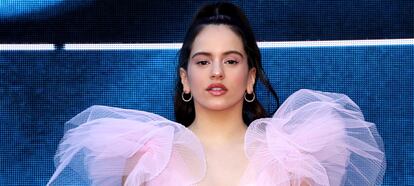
[189,101,247,145]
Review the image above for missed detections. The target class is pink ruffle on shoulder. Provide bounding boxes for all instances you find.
[241,89,385,186]
[47,106,206,186]
[48,89,385,186]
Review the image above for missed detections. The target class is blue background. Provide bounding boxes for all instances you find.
[1,45,413,185]
[0,0,413,185]
[0,0,412,43]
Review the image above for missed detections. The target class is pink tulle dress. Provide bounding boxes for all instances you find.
[47,89,386,186]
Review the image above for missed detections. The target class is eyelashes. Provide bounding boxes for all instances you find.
[194,59,240,66]
[196,60,209,65]
[225,60,239,65]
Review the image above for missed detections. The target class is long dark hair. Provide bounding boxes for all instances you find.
[174,2,279,127]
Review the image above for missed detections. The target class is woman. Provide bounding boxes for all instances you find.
[48,2,385,186]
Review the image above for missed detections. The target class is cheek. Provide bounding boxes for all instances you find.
[186,67,205,88]
[228,70,250,89]
[235,66,250,82]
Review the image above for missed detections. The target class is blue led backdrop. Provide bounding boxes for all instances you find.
[0,0,413,185]
[0,0,412,43]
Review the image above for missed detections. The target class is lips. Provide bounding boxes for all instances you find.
[206,83,228,96]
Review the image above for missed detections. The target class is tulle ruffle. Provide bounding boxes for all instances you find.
[47,106,206,186]
[48,89,385,186]
[241,89,385,186]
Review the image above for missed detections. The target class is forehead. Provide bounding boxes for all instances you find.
[191,24,245,56]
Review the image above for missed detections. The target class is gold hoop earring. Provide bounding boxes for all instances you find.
[244,92,255,103]
[182,92,192,102]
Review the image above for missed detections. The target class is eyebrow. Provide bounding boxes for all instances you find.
[190,50,245,59]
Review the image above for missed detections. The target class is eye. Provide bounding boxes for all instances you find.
[225,60,239,65]
[196,60,209,65]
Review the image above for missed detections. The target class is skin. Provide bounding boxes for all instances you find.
[121,24,310,186]
[180,24,311,186]
[180,24,256,186]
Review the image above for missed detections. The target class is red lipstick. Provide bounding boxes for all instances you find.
[206,83,228,96]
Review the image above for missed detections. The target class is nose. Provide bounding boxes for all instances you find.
[210,61,224,79]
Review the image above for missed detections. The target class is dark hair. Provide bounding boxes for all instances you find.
[174,2,279,127]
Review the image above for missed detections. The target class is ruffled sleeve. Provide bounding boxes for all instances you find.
[242,89,385,186]
[47,105,205,186]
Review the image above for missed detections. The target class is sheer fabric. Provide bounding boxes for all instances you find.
[48,89,385,186]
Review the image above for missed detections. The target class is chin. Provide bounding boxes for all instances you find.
[199,100,242,111]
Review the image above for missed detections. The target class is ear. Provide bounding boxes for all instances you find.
[246,68,256,94]
[180,68,190,93]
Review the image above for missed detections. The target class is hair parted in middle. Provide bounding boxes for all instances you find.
[174,2,280,127]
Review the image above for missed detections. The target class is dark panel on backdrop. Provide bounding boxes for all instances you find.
[0,0,413,43]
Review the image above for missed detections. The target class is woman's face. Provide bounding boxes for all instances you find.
[180,24,256,111]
